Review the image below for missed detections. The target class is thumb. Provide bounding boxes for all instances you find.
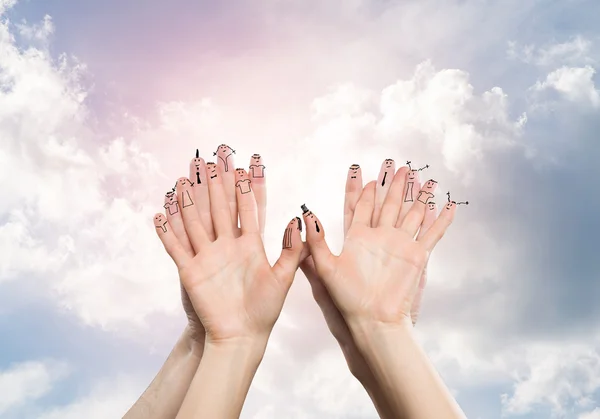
[301,204,336,281]
[272,216,303,287]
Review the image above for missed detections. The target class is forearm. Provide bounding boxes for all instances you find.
[341,346,396,419]
[176,338,266,419]
[351,319,466,419]
[124,326,204,419]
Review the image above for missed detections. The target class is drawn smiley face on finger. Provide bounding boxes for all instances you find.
[407,170,418,181]
[384,159,394,169]
[206,162,218,179]
[423,179,438,191]
[154,214,165,224]
[349,164,360,179]
[235,168,248,179]
[165,191,176,204]
[445,202,454,211]
[428,202,436,211]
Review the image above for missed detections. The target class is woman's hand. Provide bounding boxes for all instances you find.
[303,168,455,332]
[155,165,302,345]
[162,148,268,345]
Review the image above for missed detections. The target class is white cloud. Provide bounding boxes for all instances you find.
[37,375,145,419]
[508,36,594,67]
[501,341,600,416]
[532,66,600,108]
[0,360,68,416]
[581,408,600,419]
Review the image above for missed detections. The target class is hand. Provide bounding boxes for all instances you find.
[303,167,456,332]
[161,148,268,345]
[300,160,440,383]
[155,163,302,345]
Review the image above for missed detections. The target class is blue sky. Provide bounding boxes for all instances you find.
[1,0,599,418]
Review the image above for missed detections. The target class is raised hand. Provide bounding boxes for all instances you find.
[302,170,463,418]
[163,147,268,344]
[155,166,302,345]
[303,171,453,330]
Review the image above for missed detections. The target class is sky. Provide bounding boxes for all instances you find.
[0,0,599,417]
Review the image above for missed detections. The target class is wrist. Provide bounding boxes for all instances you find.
[203,336,268,368]
[181,325,205,360]
[349,317,415,354]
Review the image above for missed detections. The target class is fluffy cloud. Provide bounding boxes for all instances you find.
[532,66,600,108]
[0,360,68,416]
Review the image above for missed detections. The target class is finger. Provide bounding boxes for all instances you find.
[302,205,336,280]
[300,256,339,322]
[351,181,376,228]
[153,213,192,269]
[190,151,216,241]
[249,153,267,238]
[344,164,362,238]
[378,166,410,227]
[396,168,421,227]
[419,199,457,252]
[371,159,395,227]
[398,179,439,237]
[416,201,438,240]
[176,177,210,252]
[164,189,195,257]
[234,168,259,235]
[272,216,303,287]
[206,162,234,238]
[214,144,238,231]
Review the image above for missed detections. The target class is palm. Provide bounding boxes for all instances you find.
[329,225,427,324]
[180,235,286,342]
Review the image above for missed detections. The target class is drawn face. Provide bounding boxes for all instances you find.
[193,157,203,168]
[206,162,217,178]
[216,144,233,157]
[165,191,176,203]
[154,214,165,224]
[423,179,437,190]
[252,154,261,164]
[235,168,248,179]
[445,202,454,211]
[407,170,418,181]
[384,159,394,169]
[428,202,436,211]
[177,178,191,187]
[349,164,360,178]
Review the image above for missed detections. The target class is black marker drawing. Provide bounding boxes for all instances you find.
[192,149,203,185]
[164,191,180,215]
[154,215,168,233]
[427,202,436,211]
[249,154,265,178]
[301,204,309,214]
[404,182,414,202]
[295,216,302,232]
[283,227,293,249]
[381,172,388,187]
[181,190,194,208]
[406,161,430,172]
[446,191,469,208]
[236,179,252,194]
[417,191,435,204]
[349,164,360,179]
[206,162,218,179]
[214,144,236,172]
[315,221,320,233]
[381,159,394,187]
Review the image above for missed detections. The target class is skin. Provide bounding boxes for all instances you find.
[300,162,440,417]
[156,168,303,418]
[127,150,268,418]
[303,172,466,418]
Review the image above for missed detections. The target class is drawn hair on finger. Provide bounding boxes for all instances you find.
[446,191,469,208]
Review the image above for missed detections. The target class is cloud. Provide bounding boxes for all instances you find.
[508,36,595,67]
[0,360,68,416]
[532,66,600,108]
[37,375,145,419]
[501,340,600,417]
